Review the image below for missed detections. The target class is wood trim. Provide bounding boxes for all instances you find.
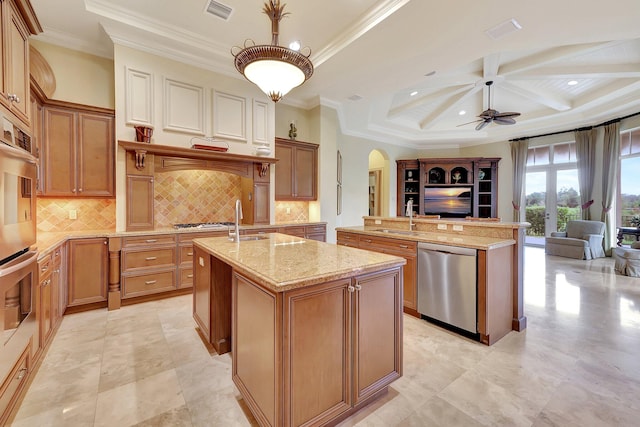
[119,140,277,164]
[29,46,55,99]
[39,98,114,115]
[12,0,42,34]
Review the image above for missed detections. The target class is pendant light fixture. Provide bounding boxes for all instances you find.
[232,1,313,102]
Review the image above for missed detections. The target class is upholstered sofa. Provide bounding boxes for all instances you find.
[545,220,606,260]
[612,241,640,277]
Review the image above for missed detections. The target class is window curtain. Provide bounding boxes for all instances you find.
[601,122,620,255]
[510,139,529,222]
[575,129,596,220]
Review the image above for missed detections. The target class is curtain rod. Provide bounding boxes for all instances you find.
[509,111,640,142]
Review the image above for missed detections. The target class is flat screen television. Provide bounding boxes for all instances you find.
[424,186,472,218]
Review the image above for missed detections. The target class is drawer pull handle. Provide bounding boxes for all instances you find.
[187,274,193,278]
[41,265,48,272]
[145,256,157,261]
[146,239,157,243]
[364,239,372,243]
[145,280,157,285]
[16,368,27,380]
[399,244,409,249]
[187,252,193,256]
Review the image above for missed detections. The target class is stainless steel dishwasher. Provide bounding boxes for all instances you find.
[417,242,477,334]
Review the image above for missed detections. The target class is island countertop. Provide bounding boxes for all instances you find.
[193,232,406,292]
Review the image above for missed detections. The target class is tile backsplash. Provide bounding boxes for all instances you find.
[275,201,309,223]
[153,169,241,227]
[37,199,116,232]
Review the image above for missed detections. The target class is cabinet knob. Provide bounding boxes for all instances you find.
[16,368,27,380]
[7,94,20,103]
[72,188,76,193]
[347,285,355,293]
[78,188,83,192]
[355,284,362,291]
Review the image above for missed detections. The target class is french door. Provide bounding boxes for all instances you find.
[524,168,580,246]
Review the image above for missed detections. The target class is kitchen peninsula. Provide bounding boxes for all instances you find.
[192,233,405,427]
[337,216,528,345]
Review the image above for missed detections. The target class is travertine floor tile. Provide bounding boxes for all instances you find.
[10,247,640,426]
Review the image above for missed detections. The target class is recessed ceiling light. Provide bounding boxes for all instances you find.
[459,110,466,116]
[410,91,418,97]
[568,80,578,86]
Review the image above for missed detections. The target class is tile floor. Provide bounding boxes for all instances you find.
[10,247,640,426]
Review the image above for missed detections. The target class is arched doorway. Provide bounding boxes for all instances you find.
[368,149,390,217]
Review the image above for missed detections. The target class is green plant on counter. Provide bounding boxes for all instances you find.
[631,214,640,228]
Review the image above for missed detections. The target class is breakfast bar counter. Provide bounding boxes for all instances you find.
[192,233,405,427]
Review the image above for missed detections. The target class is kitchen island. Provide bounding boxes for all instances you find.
[192,233,406,427]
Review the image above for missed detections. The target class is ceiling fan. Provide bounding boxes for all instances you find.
[459,81,520,130]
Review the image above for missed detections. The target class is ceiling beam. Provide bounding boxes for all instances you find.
[419,85,482,129]
[506,64,640,80]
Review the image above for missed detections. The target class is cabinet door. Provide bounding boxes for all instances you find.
[67,238,108,307]
[39,273,52,347]
[30,93,44,193]
[402,254,417,310]
[294,145,317,199]
[5,1,30,125]
[192,246,211,341]
[77,113,114,196]
[353,268,402,404]
[275,142,294,199]
[253,182,270,224]
[126,175,154,230]
[284,279,352,425]
[43,107,77,196]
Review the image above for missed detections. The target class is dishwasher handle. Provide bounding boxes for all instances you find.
[418,242,476,257]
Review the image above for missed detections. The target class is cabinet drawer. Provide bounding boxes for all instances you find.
[123,234,176,247]
[122,247,176,271]
[336,240,358,248]
[38,254,52,276]
[179,245,195,265]
[306,232,326,242]
[357,235,416,255]
[305,225,326,234]
[281,226,305,237]
[178,231,226,243]
[336,232,358,242]
[122,270,176,298]
[0,344,29,424]
[178,266,194,289]
[52,246,62,266]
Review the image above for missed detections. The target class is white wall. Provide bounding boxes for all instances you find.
[30,40,114,108]
[112,44,276,231]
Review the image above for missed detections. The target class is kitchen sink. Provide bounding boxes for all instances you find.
[375,229,419,236]
[237,235,269,241]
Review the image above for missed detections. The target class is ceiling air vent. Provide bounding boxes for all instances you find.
[205,0,233,20]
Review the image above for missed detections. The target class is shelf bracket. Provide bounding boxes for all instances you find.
[134,149,147,170]
[259,162,270,177]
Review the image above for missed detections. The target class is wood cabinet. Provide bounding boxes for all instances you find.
[397,157,500,218]
[42,105,114,197]
[178,231,226,289]
[121,234,177,299]
[0,0,39,127]
[30,91,44,193]
[337,231,418,315]
[37,253,53,349]
[67,238,108,307]
[275,138,318,200]
[277,224,326,242]
[0,343,30,426]
[232,267,402,426]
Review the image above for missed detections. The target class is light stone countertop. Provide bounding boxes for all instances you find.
[337,226,516,250]
[34,222,327,261]
[193,233,406,292]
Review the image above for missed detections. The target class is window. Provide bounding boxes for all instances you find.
[618,129,640,229]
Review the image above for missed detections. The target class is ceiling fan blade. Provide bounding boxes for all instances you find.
[495,111,520,118]
[475,119,491,131]
[456,119,483,127]
[493,117,517,125]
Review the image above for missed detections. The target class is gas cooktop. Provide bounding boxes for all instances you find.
[173,222,234,229]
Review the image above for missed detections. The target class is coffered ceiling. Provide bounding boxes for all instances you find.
[31,0,640,148]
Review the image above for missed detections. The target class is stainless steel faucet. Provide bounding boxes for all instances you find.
[229,199,243,242]
[406,199,415,230]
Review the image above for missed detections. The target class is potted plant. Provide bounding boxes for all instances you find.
[631,214,640,229]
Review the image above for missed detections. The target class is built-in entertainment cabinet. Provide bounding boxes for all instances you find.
[397,157,500,218]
